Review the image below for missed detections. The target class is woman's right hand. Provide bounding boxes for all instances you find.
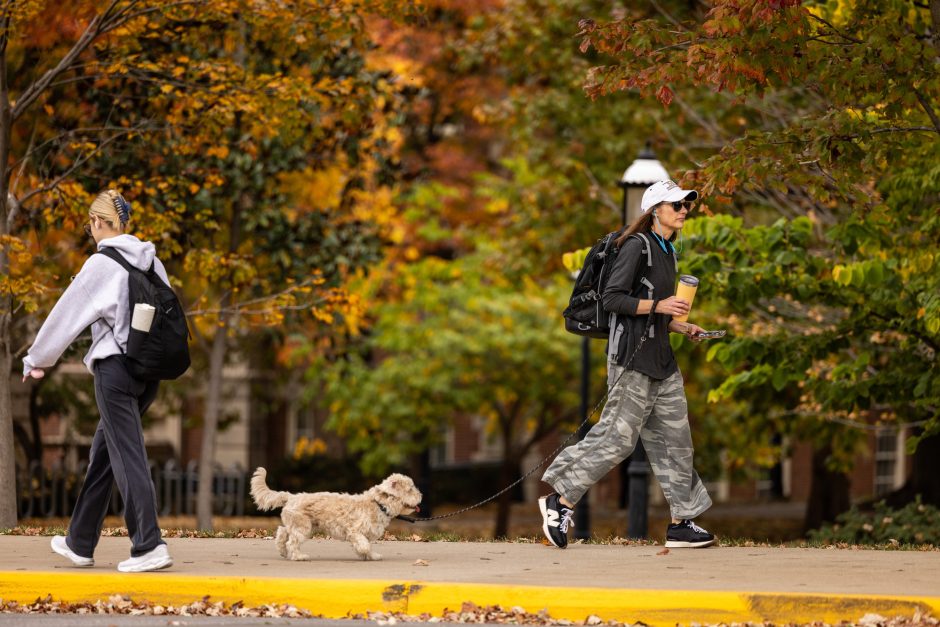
[655,296,690,317]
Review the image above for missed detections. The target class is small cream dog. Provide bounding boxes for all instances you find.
[250,467,422,561]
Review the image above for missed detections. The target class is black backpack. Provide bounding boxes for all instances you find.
[563,231,657,339]
[98,248,191,381]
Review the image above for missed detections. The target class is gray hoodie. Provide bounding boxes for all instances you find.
[22,234,171,376]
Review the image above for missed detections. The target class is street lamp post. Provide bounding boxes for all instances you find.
[616,142,669,540]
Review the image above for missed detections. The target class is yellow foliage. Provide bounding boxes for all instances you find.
[486,198,509,214]
[312,308,335,325]
[206,145,230,159]
[292,436,327,460]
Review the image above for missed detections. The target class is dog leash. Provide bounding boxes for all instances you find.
[396,305,659,524]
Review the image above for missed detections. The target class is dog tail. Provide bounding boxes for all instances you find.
[250,467,290,511]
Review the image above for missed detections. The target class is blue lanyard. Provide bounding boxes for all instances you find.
[650,230,674,256]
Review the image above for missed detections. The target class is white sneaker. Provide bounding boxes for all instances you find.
[51,535,94,567]
[117,544,173,573]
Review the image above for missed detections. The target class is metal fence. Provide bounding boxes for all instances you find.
[15,459,249,519]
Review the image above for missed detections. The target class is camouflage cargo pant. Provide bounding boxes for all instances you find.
[542,364,712,520]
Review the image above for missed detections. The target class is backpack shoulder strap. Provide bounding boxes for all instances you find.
[97,247,135,273]
[627,233,656,337]
[97,247,156,275]
[627,233,653,268]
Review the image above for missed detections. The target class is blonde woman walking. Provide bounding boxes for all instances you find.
[22,190,174,572]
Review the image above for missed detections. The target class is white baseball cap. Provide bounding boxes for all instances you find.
[640,180,699,212]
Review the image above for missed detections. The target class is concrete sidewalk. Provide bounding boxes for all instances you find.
[1,536,938,625]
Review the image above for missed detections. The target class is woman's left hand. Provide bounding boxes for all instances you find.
[683,323,706,342]
[22,369,45,382]
[671,321,706,341]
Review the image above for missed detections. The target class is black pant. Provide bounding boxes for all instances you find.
[66,355,163,558]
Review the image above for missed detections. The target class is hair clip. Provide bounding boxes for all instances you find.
[112,194,132,223]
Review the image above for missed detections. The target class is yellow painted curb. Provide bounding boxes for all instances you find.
[1,571,938,626]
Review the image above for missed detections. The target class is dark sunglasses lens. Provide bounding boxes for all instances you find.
[672,201,692,211]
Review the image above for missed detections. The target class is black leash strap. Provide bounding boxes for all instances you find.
[397,304,660,524]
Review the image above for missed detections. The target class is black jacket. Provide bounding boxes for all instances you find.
[602,230,679,380]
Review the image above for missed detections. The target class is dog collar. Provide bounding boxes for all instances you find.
[374,500,392,518]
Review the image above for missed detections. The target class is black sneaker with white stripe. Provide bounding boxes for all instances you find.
[665,519,716,548]
[538,493,574,548]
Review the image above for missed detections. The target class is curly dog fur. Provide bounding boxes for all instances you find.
[250,467,422,561]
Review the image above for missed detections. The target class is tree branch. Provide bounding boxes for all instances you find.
[807,13,864,44]
[12,1,206,120]
[16,127,139,206]
[185,279,333,317]
[11,2,118,120]
[581,165,620,214]
[649,0,685,31]
[913,86,940,134]
[10,119,36,196]
[14,124,150,169]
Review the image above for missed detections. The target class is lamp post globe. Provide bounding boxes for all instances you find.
[617,143,670,227]
[617,143,669,540]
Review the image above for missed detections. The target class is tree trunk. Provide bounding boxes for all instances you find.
[412,448,432,518]
[194,147,244,530]
[883,431,940,508]
[0,15,18,529]
[0,349,16,528]
[493,411,518,538]
[930,0,940,53]
[195,321,228,530]
[803,445,851,534]
[494,451,515,539]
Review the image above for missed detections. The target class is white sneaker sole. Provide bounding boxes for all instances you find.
[51,537,94,567]
[117,555,173,573]
[664,538,717,548]
[538,497,565,549]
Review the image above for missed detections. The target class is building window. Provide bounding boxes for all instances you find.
[295,405,317,441]
[874,428,902,497]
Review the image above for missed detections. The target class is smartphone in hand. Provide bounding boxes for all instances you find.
[695,330,726,339]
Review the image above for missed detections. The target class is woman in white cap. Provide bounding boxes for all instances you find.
[539,180,716,549]
[22,189,174,572]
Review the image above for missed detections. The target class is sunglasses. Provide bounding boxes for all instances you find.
[83,221,93,237]
[669,200,693,212]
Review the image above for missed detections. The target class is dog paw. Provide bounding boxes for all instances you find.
[368,552,383,561]
[290,553,311,561]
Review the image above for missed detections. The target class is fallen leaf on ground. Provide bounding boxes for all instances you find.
[656,548,670,556]
[413,559,429,566]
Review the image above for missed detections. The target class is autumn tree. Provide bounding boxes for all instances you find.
[0,0,180,529]
[102,0,407,531]
[318,252,584,537]
[2,0,408,529]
